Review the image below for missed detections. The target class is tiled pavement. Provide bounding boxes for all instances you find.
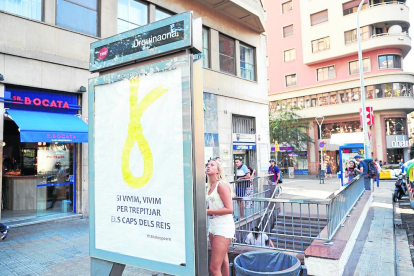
[0,219,164,276]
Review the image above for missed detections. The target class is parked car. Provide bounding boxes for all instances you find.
[380,164,402,180]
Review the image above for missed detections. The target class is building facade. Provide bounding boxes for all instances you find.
[0,0,268,222]
[266,0,414,175]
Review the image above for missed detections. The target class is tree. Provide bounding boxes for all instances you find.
[269,105,314,153]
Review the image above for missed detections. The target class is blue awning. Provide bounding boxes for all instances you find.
[7,110,88,143]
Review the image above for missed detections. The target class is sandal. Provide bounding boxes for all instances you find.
[1,231,8,241]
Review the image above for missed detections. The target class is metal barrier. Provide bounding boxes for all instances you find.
[231,175,366,253]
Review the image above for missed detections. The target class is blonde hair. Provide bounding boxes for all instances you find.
[207,159,235,197]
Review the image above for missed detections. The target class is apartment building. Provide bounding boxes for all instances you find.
[266,0,413,175]
[0,0,268,222]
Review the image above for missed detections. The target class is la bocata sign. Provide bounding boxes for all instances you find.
[12,95,70,109]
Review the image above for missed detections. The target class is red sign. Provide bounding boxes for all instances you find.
[360,107,374,126]
[12,96,70,109]
[98,47,109,60]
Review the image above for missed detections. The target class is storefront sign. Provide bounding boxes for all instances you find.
[89,12,192,72]
[386,135,411,149]
[233,144,256,150]
[232,133,256,143]
[5,87,78,114]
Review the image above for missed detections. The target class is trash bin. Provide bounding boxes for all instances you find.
[234,251,303,276]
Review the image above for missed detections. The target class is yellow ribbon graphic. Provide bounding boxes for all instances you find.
[121,77,168,189]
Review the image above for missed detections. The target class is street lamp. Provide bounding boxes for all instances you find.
[356,0,371,159]
[315,116,324,184]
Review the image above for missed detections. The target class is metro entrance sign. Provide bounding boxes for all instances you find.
[88,12,206,276]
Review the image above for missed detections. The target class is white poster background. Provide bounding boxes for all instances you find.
[94,68,186,265]
[259,144,269,171]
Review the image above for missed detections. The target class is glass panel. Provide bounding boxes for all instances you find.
[118,0,129,21]
[393,83,402,97]
[219,35,235,75]
[387,55,394,68]
[311,96,317,107]
[155,8,172,21]
[36,144,74,217]
[67,0,97,10]
[202,28,209,68]
[366,85,374,99]
[282,1,292,14]
[382,83,393,97]
[57,0,97,36]
[345,89,353,102]
[304,96,310,108]
[298,96,304,108]
[363,58,371,72]
[379,55,387,69]
[330,92,338,104]
[329,66,335,79]
[240,44,255,81]
[283,25,294,37]
[129,0,148,26]
[349,60,358,74]
[352,88,360,101]
[385,118,406,135]
[0,0,42,20]
[375,84,383,98]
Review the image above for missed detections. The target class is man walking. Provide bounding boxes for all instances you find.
[374,158,384,187]
[234,158,250,219]
[354,155,370,190]
[268,159,281,184]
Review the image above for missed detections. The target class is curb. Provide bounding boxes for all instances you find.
[6,214,83,228]
[393,201,414,276]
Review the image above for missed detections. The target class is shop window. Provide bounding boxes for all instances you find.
[297,97,304,108]
[345,89,353,102]
[318,93,329,106]
[304,96,311,108]
[284,49,296,62]
[317,66,335,81]
[283,25,294,38]
[366,85,374,99]
[118,0,148,34]
[349,58,371,75]
[282,1,293,14]
[378,55,402,69]
[352,88,360,101]
[219,34,236,75]
[57,0,98,36]
[155,7,173,21]
[311,96,317,107]
[285,74,297,87]
[240,44,255,81]
[292,98,298,107]
[0,0,41,20]
[321,120,361,139]
[312,37,330,53]
[202,27,210,68]
[385,118,406,135]
[311,10,328,26]
[382,83,393,97]
[345,26,370,45]
[330,92,338,104]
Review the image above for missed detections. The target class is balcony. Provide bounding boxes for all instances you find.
[195,0,265,33]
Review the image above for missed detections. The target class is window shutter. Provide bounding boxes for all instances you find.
[283,25,294,37]
[311,10,328,26]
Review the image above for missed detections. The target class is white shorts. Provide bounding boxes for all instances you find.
[208,218,235,239]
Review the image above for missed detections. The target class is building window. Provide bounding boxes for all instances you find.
[312,37,330,53]
[284,49,296,62]
[240,44,255,81]
[56,0,98,36]
[343,0,368,16]
[349,58,371,75]
[118,0,148,34]
[0,0,41,20]
[202,28,210,68]
[283,25,294,38]
[345,26,370,45]
[285,74,297,87]
[219,34,236,75]
[385,118,406,136]
[310,10,328,26]
[282,1,293,14]
[378,55,402,69]
[155,8,173,21]
[317,66,336,81]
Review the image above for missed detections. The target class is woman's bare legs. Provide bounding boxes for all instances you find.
[209,233,231,276]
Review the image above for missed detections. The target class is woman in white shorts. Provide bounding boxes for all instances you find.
[206,159,235,276]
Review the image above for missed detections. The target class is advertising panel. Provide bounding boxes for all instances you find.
[92,56,190,265]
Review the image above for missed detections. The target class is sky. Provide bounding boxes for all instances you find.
[404,1,414,73]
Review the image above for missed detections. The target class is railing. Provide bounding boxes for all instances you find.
[231,175,366,253]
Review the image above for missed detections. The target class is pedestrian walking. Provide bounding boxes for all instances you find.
[206,159,235,276]
[234,158,250,219]
[374,158,384,187]
[0,223,11,241]
[326,163,332,179]
[268,159,281,184]
[245,227,274,248]
[354,155,370,190]
[344,160,358,183]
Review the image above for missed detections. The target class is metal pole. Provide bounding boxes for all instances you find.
[357,0,371,159]
[319,124,323,184]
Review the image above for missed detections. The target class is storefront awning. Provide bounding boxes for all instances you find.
[7,110,88,143]
[330,133,364,145]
